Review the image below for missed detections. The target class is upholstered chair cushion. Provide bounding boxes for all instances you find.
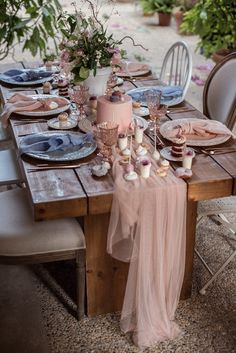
[0,188,85,256]
[0,149,22,186]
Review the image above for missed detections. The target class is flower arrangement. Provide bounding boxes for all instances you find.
[58,0,146,83]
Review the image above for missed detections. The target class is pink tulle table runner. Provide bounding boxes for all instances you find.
[107,156,187,349]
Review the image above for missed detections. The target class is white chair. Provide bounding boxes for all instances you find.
[195,53,236,295]
[0,188,86,319]
[203,52,236,130]
[160,41,192,99]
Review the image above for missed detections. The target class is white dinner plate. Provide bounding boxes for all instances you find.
[160,118,232,146]
[160,146,195,162]
[20,131,97,162]
[16,94,70,117]
[110,77,124,87]
[133,115,148,130]
[47,117,77,130]
[126,86,184,107]
[116,63,150,78]
[133,106,149,117]
[78,115,148,133]
[0,69,53,86]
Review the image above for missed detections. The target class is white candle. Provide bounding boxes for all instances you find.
[140,159,151,178]
[134,125,144,144]
[118,134,128,151]
[182,155,193,170]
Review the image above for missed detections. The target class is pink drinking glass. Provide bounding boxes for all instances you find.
[69,85,89,121]
[145,90,162,131]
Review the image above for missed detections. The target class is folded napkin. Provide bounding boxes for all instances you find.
[1,69,52,82]
[128,86,183,103]
[119,62,149,74]
[19,132,93,155]
[1,93,67,127]
[166,120,234,140]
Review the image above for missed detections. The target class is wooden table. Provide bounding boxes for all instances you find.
[1,61,236,316]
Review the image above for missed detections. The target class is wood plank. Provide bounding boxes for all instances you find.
[23,166,87,221]
[167,110,207,121]
[187,154,233,201]
[76,157,113,215]
[211,152,236,195]
[181,200,197,299]
[84,213,129,316]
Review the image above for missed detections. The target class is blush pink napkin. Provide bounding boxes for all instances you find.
[1,93,67,127]
[107,158,187,349]
[167,120,234,140]
[120,62,149,73]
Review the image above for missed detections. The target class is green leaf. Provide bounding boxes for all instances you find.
[79,67,89,80]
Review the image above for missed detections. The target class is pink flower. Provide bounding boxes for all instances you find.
[111,52,122,66]
[60,50,70,62]
[106,47,120,54]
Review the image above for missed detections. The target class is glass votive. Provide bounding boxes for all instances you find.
[140,159,151,178]
[182,150,194,170]
[134,125,144,144]
[118,133,128,151]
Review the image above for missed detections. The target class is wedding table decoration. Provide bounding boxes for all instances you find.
[58,0,146,95]
[107,140,187,348]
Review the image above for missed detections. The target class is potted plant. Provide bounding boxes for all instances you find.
[180,0,236,62]
[58,1,146,95]
[140,0,175,26]
[173,0,197,33]
[0,0,62,61]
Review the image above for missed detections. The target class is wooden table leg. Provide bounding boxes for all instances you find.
[181,200,198,299]
[84,213,129,316]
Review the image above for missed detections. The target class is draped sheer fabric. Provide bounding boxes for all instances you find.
[107,159,187,349]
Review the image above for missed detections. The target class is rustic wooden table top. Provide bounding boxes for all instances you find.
[1,61,235,220]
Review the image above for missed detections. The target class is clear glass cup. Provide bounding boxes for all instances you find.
[145,89,162,131]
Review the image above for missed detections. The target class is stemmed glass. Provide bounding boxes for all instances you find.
[145,89,162,131]
[97,121,119,162]
[69,85,89,121]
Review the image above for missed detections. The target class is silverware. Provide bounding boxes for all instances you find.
[14,120,48,126]
[167,108,195,113]
[27,162,90,172]
[200,148,236,155]
[8,88,38,92]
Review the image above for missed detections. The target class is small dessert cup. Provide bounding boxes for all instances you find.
[182,150,194,170]
[134,125,144,144]
[118,133,128,151]
[140,159,151,178]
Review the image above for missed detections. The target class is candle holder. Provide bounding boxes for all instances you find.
[97,121,119,162]
[69,85,89,121]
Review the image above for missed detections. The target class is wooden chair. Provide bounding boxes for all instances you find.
[160,41,192,99]
[195,53,236,294]
[203,52,236,130]
[0,188,86,319]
